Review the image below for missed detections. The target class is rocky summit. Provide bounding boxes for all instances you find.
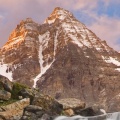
[0,7,120,114]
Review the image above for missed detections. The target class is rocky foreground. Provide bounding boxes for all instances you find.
[1,75,120,120]
[1,7,120,113]
[0,75,111,120]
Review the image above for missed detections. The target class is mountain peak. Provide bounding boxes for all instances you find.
[2,18,39,50]
[44,7,73,24]
[53,7,64,11]
[19,18,35,25]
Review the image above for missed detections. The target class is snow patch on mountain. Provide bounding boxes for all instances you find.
[115,68,120,72]
[33,34,53,88]
[44,7,113,54]
[40,31,50,48]
[102,56,120,66]
[69,34,83,47]
[101,42,110,52]
[54,31,58,57]
[45,19,56,24]
[0,63,13,81]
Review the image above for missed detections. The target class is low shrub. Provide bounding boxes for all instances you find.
[11,82,28,99]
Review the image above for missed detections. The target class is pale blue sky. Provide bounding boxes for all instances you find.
[0,0,120,51]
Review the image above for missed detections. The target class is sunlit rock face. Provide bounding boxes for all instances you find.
[0,7,120,112]
[0,18,40,86]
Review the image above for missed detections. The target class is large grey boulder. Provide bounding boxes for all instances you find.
[0,75,13,92]
[58,98,85,110]
[0,90,11,101]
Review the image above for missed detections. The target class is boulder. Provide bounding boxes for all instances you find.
[11,82,38,102]
[76,107,95,116]
[18,88,37,103]
[58,98,85,110]
[0,75,13,92]
[0,98,30,120]
[0,90,11,100]
[32,94,63,115]
[24,105,43,113]
[3,80,13,93]
[22,105,54,120]
[75,106,104,116]
[64,109,74,116]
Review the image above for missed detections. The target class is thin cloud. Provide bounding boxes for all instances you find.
[88,15,120,51]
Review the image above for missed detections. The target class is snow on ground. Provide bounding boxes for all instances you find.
[46,19,55,24]
[101,42,110,52]
[68,34,83,47]
[0,63,13,81]
[102,56,120,72]
[25,24,34,30]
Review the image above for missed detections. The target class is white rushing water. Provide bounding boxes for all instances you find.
[54,112,120,120]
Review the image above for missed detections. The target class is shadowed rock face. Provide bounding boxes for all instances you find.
[0,7,120,112]
[37,43,120,112]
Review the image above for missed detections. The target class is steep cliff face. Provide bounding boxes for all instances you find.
[0,7,120,112]
[0,18,40,86]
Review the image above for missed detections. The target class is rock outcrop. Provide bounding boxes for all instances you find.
[58,98,85,110]
[0,76,12,101]
[0,98,30,120]
[0,76,120,120]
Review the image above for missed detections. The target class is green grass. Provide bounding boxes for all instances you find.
[11,82,29,99]
[0,99,18,106]
[0,80,30,106]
